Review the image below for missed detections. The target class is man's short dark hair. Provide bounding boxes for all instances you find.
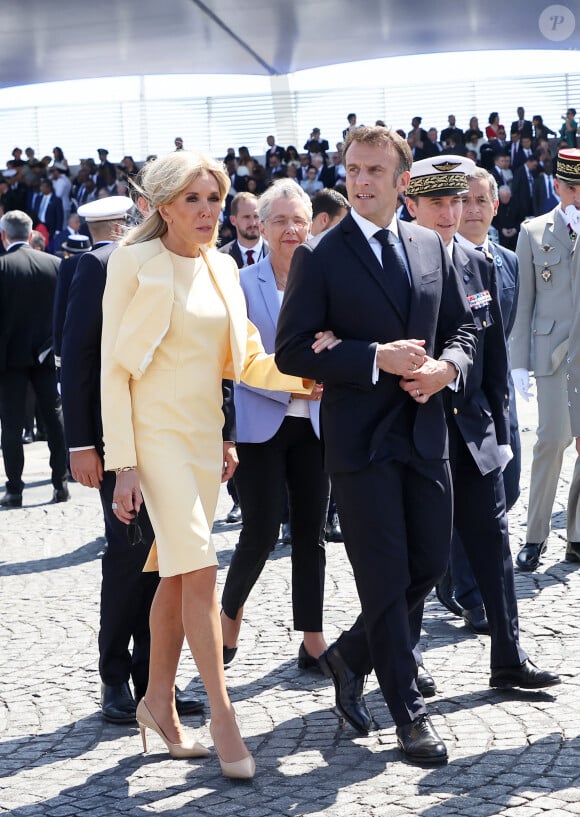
[343,126,413,179]
[311,188,350,220]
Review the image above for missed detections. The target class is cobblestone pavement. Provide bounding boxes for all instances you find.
[1,396,579,817]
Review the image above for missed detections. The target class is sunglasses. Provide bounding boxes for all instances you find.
[127,510,143,546]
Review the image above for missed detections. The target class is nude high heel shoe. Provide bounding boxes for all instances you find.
[136,699,210,760]
[209,723,256,779]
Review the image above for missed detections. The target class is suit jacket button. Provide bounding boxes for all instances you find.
[453,407,458,415]
[482,320,487,327]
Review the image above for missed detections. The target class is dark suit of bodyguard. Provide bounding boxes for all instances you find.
[0,210,68,506]
[275,128,477,763]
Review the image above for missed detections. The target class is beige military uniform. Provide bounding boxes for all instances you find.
[510,206,580,545]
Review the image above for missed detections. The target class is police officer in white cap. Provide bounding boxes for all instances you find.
[405,156,561,695]
[60,194,204,723]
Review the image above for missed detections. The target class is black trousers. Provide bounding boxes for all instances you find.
[332,445,452,727]
[222,417,329,632]
[98,471,159,693]
[0,365,67,494]
[411,424,527,669]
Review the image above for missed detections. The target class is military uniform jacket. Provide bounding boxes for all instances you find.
[510,206,575,376]
[448,242,510,476]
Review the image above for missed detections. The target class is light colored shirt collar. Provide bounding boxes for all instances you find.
[350,208,400,243]
[6,240,28,250]
[237,237,263,259]
[456,232,489,253]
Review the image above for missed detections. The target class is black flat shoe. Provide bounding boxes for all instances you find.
[0,492,22,508]
[396,714,448,764]
[515,541,546,572]
[489,659,561,690]
[52,486,71,503]
[225,503,242,523]
[318,644,372,734]
[175,686,204,715]
[223,645,238,666]
[416,663,437,697]
[101,681,136,724]
[462,604,490,635]
[298,642,322,673]
[435,567,464,617]
[325,513,343,542]
[565,542,580,563]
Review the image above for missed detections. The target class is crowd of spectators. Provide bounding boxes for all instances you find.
[1,105,578,254]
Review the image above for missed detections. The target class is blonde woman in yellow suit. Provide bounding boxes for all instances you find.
[100,151,320,779]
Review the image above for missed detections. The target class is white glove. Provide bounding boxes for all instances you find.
[512,368,533,401]
[498,444,513,472]
[565,204,580,234]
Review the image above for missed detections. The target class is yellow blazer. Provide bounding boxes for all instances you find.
[101,238,310,470]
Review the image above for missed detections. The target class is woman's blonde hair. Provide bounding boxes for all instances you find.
[121,151,230,247]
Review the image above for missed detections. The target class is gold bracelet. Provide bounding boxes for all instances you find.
[112,466,136,474]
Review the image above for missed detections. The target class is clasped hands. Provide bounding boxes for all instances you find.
[377,339,456,404]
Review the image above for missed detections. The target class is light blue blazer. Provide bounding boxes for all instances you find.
[234,256,320,443]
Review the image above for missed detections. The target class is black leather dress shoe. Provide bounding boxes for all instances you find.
[396,714,448,764]
[22,431,34,444]
[0,492,22,508]
[318,644,372,734]
[462,604,490,635]
[515,541,546,572]
[281,522,292,545]
[52,486,71,503]
[298,642,322,673]
[225,503,242,523]
[489,659,561,690]
[565,542,580,563]
[435,569,464,617]
[325,513,343,542]
[416,663,437,697]
[101,681,136,723]
[175,686,204,715]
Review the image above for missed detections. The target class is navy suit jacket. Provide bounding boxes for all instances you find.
[275,213,477,473]
[34,193,64,238]
[60,243,115,454]
[447,243,510,475]
[0,243,60,371]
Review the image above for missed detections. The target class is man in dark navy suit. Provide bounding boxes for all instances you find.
[60,196,203,723]
[33,178,64,249]
[405,157,560,697]
[276,126,477,764]
[0,209,68,507]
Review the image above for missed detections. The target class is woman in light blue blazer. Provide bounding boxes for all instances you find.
[221,180,330,670]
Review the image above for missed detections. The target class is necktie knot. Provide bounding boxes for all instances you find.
[246,249,255,265]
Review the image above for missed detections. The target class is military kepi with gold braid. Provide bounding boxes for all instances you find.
[555,148,580,186]
[407,156,476,197]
